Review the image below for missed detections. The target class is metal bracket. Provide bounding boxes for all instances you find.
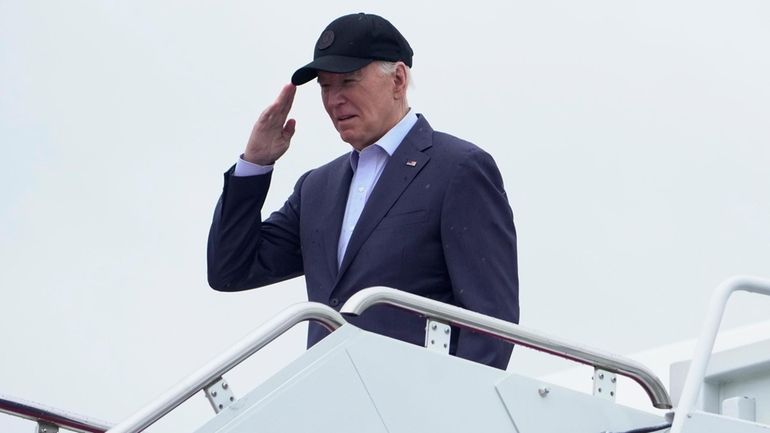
[204,377,236,413]
[722,396,756,422]
[36,421,59,433]
[593,368,617,401]
[424,318,451,354]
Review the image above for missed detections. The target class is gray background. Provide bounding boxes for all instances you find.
[1,0,769,431]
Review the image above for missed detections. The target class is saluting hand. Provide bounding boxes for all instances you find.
[243,84,297,165]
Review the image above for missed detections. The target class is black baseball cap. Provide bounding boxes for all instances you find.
[291,13,413,86]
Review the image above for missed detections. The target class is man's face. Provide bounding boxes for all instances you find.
[318,62,403,151]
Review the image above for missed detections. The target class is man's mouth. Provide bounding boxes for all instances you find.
[337,114,357,123]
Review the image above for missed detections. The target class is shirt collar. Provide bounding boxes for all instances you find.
[349,109,419,171]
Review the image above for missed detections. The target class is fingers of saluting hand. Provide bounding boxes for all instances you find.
[283,118,296,140]
[276,83,296,117]
[260,84,296,125]
[244,84,297,165]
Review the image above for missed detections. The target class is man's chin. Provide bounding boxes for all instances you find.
[338,132,365,150]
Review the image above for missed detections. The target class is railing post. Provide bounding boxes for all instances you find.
[36,421,59,433]
[592,368,617,402]
[424,318,451,354]
[204,377,236,413]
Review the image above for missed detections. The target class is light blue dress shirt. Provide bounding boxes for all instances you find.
[233,111,419,267]
[337,111,418,266]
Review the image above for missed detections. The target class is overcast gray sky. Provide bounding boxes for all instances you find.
[2,1,769,431]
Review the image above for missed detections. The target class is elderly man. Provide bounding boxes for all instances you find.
[208,13,519,369]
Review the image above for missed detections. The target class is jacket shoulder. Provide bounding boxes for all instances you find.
[430,129,491,162]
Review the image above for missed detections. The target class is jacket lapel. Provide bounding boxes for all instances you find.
[334,116,434,286]
[320,157,354,282]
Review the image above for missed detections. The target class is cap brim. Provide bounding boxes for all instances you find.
[291,56,374,85]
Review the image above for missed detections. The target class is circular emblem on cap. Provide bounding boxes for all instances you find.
[316,30,334,50]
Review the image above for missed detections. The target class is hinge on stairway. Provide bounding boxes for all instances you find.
[204,377,236,413]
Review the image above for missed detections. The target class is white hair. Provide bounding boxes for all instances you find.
[376,60,413,89]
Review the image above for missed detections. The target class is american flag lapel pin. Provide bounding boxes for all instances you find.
[405,160,417,167]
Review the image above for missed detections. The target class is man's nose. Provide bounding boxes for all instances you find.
[327,87,346,106]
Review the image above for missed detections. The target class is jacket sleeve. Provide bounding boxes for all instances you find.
[441,148,519,369]
[207,166,309,291]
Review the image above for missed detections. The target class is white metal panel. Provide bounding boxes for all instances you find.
[192,325,387,433]
[344,331,516,432]
[680,411,770,433]
[193,323,671,433]
[495,372,665,433]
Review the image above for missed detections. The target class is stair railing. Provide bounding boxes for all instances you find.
[106,302,345,433]
[0,393,113,433]
[670,275,770,433]
[341,286,673,410]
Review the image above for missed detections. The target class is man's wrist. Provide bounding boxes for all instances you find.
[234,155,274,177]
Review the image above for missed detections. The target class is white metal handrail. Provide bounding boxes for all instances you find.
[0,393,113,433]
[341,286,673,409]
[670,275,770,433]
[107,302,346,433]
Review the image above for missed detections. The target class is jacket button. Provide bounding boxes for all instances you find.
[329,298,339,307]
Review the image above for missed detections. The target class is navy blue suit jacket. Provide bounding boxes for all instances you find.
[208,115,519,369]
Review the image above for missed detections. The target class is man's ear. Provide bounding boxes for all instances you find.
[393,62,408,99]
